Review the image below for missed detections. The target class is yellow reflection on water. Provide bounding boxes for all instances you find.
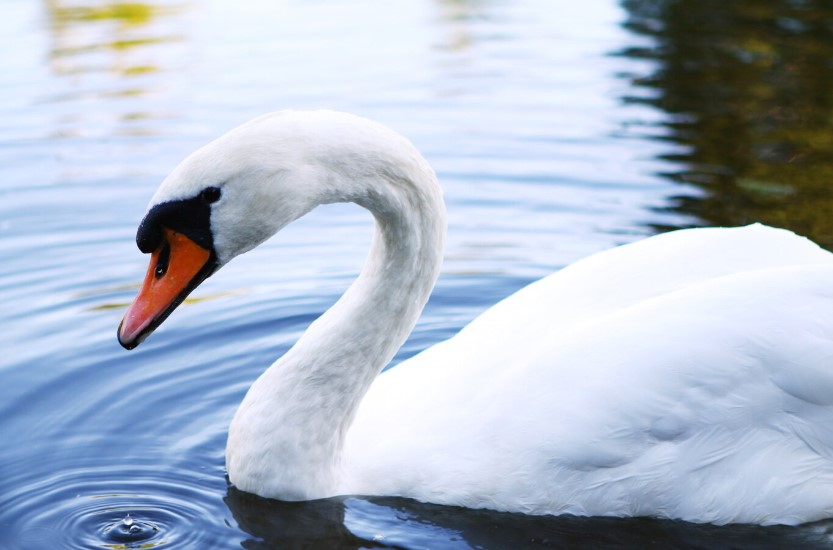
[45,0,184,74]
[50,2,162,24]
[43,0,189,137]
[86,289,249,312]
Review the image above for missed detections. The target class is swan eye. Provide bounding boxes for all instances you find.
[155,240,171,278]
[201,186,222,204]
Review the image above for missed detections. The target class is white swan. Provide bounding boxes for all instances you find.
[118,110,833,526]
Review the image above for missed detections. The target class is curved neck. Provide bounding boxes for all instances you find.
[227,169,445,500]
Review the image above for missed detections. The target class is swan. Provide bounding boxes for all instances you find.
[117,110,833,526]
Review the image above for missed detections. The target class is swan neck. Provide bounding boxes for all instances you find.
[227,163,445,500]
[301,194,443,370]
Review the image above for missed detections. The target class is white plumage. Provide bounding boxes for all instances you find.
[346,225,833,525]
[133,110,833,525]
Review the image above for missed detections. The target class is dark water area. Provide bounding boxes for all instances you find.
[226,491,833,549]
[3,0,833,548]
[620,0,833,247]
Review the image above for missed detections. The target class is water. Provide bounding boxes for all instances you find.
[2,0,833,548]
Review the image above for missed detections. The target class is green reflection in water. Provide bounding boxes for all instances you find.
[44,0,188,138]
[45,0,184,76]
[621,0,833,248]
[85,288,248,312]
[49,1,176,25]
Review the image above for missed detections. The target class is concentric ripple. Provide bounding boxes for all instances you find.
[4,459,234,549]
[101,514,159,545]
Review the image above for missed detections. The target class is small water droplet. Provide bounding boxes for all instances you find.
[102,513,159,544]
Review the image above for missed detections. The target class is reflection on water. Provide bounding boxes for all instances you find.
[226,488,833,549]
[620,0,833,247]
[46,0,182,70]
[44,0,186,138]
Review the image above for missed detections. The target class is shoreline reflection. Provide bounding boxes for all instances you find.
[619,0,833,248]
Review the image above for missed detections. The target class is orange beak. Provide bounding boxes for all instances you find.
[118,227,216,349]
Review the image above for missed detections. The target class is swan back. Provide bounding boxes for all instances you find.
[344,224,833,524]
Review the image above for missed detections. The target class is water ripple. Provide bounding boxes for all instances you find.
[5,461,231,549]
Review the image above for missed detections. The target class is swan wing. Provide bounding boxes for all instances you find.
[345,225,833,524]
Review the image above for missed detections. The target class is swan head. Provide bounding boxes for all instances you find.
[117,110,438,349]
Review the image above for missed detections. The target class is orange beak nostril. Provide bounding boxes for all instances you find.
[118,227,215,349]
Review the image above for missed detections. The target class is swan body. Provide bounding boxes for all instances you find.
[118,110,833,525]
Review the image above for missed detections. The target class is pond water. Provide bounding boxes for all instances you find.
[3,0,833,548]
